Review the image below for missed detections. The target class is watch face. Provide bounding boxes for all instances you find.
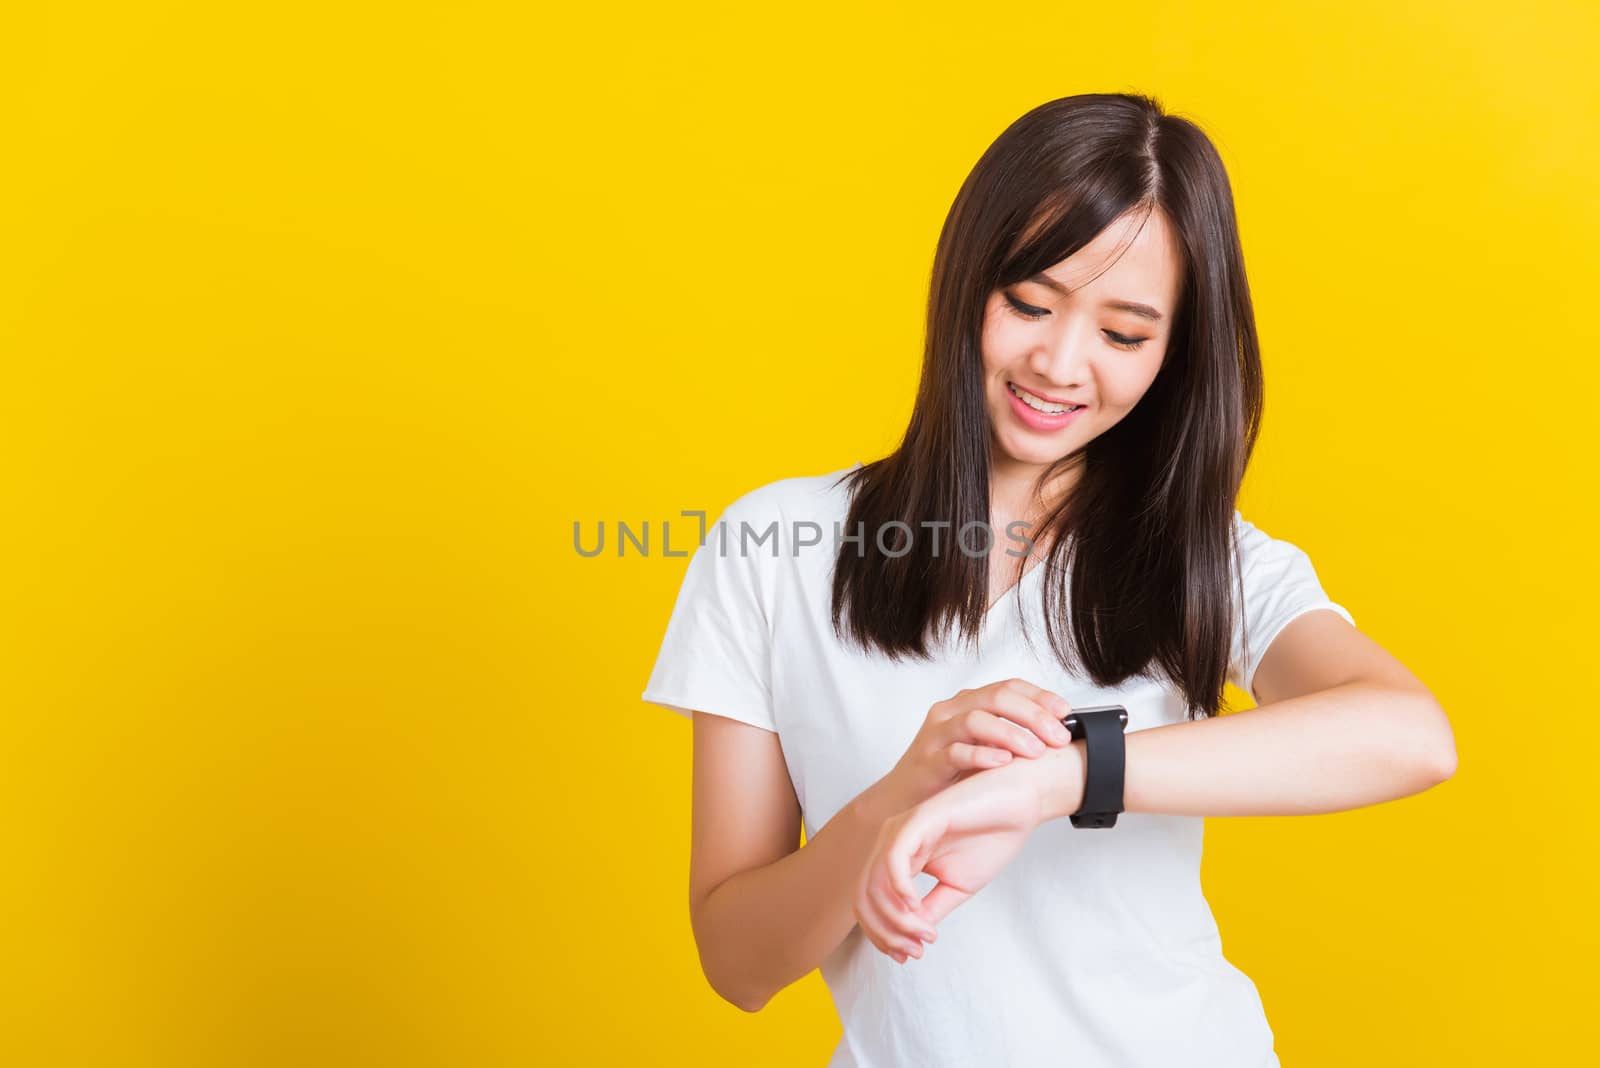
[1064,704,1128,732]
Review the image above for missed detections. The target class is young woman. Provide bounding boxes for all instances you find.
[642,92,1456,1068]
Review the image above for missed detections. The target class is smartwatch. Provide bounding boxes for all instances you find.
[1059,704,1128,829]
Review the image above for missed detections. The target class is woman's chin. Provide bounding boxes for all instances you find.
[994,437,1062,467]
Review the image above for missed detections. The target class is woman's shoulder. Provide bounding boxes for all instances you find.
[1230,506,1313,556]
[1228,506,1338,595]
[714,461,862,529]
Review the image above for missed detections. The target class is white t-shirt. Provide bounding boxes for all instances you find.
[641,462,1354,1068]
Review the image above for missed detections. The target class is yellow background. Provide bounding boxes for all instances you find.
[2,1,1593,1064]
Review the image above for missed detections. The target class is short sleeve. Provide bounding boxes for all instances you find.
[1227,509,1355,699]
[640,493,779,733]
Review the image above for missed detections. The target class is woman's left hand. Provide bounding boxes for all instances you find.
[852,745,1084,963]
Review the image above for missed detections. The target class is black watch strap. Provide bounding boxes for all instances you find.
[1061,705,1127,829]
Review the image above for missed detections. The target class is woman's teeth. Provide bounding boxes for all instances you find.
[1008,383,1082,415]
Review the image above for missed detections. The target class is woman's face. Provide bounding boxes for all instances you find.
[981,207,1184,493]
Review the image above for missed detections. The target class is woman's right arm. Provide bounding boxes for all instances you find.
[688,709,913,1013]
[687,678,1072,1011]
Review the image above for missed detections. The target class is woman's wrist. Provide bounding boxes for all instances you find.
[855,773,915,829]
[1023,739,1089,822]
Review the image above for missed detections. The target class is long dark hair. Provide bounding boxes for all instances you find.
[829,92,1262,720]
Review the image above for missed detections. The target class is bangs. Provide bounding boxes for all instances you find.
[999,188,1159,294]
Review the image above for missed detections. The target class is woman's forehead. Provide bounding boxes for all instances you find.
[1032,209,1183,311]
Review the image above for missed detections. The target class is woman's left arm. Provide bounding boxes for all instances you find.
[852,611,1458,961]
[1042,607,1457,820]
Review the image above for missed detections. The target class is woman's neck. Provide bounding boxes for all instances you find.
[989,455,1080,532]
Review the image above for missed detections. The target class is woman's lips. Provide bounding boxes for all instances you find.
[1006,383,1087,432]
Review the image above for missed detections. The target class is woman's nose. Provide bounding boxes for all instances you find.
[1029,324,1093,388]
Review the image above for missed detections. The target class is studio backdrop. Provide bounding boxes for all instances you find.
[1,2,1594,1065]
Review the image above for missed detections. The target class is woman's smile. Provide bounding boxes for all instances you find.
[1005,381,1088,432]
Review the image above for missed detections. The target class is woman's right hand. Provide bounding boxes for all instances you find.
[879,678,1075,812]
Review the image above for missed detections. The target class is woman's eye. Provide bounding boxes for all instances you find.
[1004,292,1150,350]
[1103,330,1148,351]
[1002,292,1049,319]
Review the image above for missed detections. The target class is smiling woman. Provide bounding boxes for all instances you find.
[828,94,1266,717]
[641,91,1454,1068]
[982,208,1181,514]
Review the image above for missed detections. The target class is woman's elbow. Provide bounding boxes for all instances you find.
[691,910,773,1013]
[727,985,773,1014]
[699,954,772,1014]
[1429,730,1458,784]
[1413,696,1459,786]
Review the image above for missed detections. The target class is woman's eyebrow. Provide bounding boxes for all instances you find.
[1026,272,1165,322]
